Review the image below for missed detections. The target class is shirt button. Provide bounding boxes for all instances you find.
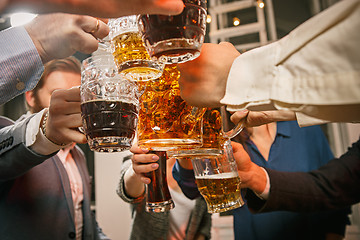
[68,232,76,239]
[16,78,25,91]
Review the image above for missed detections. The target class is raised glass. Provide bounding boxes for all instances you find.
[106,15,164,81]
[80,53,140,152]
[138,0,207,64]
[136,64,205,151]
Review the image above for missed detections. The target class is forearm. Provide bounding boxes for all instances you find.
[123,167,145,199]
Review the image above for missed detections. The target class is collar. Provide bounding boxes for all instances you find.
[57,143,76,164]
[276,121,292,138]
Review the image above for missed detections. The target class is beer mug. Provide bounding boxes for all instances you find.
[138,0,207,64]
[104,15,164,81]
[144,151,175,212]
[168,108,244,213]
[190,141,244,213]
[137,64,205,151]
[80,53,141,152]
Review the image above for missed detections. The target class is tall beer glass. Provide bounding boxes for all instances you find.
[137,64,205,151]
[80,53,141,152]
[107,15,164,81]
[138,0,207,64]
[144,151,174,212]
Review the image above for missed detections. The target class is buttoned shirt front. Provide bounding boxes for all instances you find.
[57,144,84,240]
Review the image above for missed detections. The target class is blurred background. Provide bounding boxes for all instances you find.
[0,0,359,239]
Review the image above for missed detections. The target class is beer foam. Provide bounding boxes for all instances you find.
[195,172,238,179]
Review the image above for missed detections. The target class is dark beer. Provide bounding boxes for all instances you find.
[81,100,138,152]
[138,0,207,63]
[145,151,174,212]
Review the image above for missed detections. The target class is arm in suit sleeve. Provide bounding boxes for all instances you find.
[247,138,360,212]
[0,114,54,182]
[0,26,44,105]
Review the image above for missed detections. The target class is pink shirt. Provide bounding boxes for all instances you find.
[57,144,84,240]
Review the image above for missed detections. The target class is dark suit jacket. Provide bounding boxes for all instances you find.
[247,137,360,213]
[0,114,101,240]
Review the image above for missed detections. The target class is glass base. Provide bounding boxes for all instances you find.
[118,60,164,82]
[206,198,244,213]
[146,199,175,213]
[167,148,224,158]
[147,39,201,64]
[87,137,132,152]
[138,138,202,151]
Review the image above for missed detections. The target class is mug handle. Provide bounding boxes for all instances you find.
[97,37,111,52]
[220,106,246,139]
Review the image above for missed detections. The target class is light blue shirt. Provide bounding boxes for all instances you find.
[0,26,43,105]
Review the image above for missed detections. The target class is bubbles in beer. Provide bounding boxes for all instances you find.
[195,172,243,213]
[137,64,205,150]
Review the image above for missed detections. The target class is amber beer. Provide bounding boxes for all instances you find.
[137,65,205,150]
[145,151,174,212]
[111,31,163,81]
[138,0,207,63]
[195,172,243,213]
[81,100,138,152]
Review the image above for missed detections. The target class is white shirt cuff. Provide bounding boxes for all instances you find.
[26,109,64,155]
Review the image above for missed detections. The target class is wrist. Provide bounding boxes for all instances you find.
[40,110,66,146]
[240,163,267,194]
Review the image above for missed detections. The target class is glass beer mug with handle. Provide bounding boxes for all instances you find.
[168,107,245,213]
[137,65,205,212]
[80,53,141,152]
[137,64,205,151]
[138,0,207,64]
[191,140,244,213]
[100,15,164,82]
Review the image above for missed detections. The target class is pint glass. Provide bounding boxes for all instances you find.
[80,54,141,152]
[107,16,164,81]
[144,151,175,212]
[137,64,205,151]
[138,0,207,64]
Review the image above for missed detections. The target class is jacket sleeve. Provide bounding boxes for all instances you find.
[247,138,360,212]
[0,115,54,183]
[0,26,44,105]
[222,0,360,125]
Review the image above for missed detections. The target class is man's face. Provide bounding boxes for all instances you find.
[29,71,81,113]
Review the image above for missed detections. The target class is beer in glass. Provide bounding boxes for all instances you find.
[144,151,175,212]
[138,0,207,64]
[184,142,244,213]
[108,16,164,81]
[81,53,140,152]
[137,64,205,150]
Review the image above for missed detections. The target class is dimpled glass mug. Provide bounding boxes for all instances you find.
[138,0,207,64]
[136,64,205,151]
[136,65,205,213]
[105,15,164,82]
[80,53,141,152]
